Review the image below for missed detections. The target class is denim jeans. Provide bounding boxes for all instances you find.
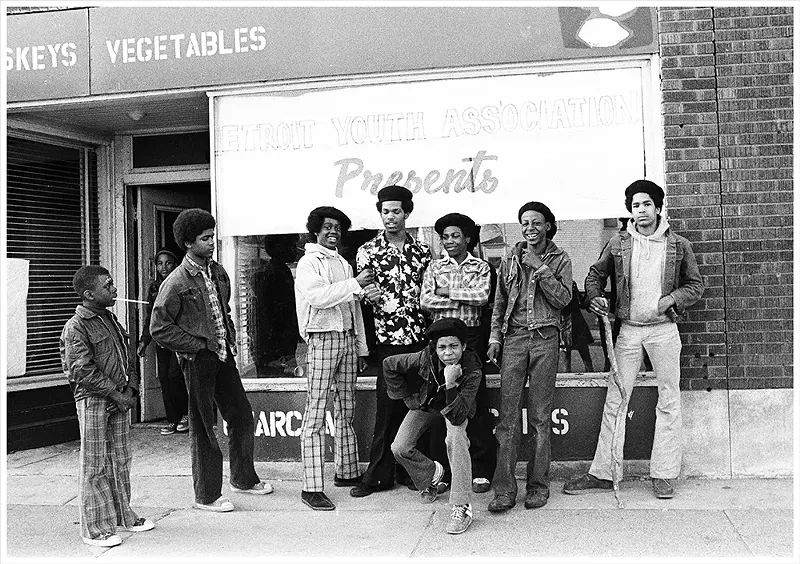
[492,325,559,498]
[155,345,187,424]
[182,348,260,504]
[589,321,683,480]
[391,409,472,506]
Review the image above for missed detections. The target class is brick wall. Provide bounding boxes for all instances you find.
[658,6,793,391]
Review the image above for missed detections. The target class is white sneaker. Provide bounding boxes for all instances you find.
[230,480,274,495]
[124,517,155,532]
[195,496,235,512]
[82,532,122,547]
[446,504,473,534]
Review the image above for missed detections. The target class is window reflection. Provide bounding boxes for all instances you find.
[233,218,624,379]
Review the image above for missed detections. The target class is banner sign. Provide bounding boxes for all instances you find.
[5,9,90,102]
[214,66,647,235]
[217,386,658,462]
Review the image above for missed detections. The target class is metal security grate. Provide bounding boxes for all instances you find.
[6,137,99,377]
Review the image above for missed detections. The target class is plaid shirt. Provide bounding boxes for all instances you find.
[186,255,229,362]
[356,232,431,346]
[420,253,491,327]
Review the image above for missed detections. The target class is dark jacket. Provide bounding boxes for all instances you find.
[584,225,704,320]
[60,305,139,402]
[150,256,236,361]
[383,345,482,426]
[490,239,573,343]
[138,278,162,351]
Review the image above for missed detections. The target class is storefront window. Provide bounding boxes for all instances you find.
[228,218,619,379]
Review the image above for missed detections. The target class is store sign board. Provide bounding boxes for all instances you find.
[214,67,646,236]
[87,6,656,96]
[5,9,90,102]
[217,387,658,462]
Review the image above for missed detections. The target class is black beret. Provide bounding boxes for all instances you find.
[434,213,477,241]
[377,185,413,204]
[155,248,178,263]
[517,201,557,240]
[624,179,665,211]
[425,317,468,344]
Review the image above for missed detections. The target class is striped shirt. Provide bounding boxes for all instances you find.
[186,255,229,362]
[420,252,491,327]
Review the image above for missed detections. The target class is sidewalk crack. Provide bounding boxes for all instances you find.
[409,510,437,557]
[723,509,754,556]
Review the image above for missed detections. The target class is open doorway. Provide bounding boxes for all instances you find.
[130,181,211,422]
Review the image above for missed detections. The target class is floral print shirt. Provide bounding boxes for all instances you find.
[356,232,431,346]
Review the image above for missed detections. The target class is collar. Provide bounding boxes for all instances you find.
[184,254,213,276]
[304,242,342,259]
[378,231,415,249]
[437,251,481,266]
[75,304,109,319]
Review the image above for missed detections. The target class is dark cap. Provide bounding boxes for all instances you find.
[624,179,665,212]
[434,213,477,241]
[377,185,413,204]
[155,249,178,262]
[517,201,557,240]
[425,317,468,344]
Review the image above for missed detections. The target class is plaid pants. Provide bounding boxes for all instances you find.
[76,396,138,540]
[301,331,359,492]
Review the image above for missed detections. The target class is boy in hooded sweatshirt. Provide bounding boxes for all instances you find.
[294,206,376,510]
[563,179,704,499]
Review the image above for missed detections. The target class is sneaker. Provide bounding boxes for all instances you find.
[123,517,155,532]
[487,493,516,513]
[472,478,491,494]
[562,473,613,495]
[82,532,122,547]
[333,474,362,487]
[524,489,549,509]
[175,415,189,433]
[195,496,234,512]
[230,480,274,495]
[160,423,177,436]
[420,461,444,503]
[301,490,336,511]
[652,478,674,499]
[350,482,378,498]
[446,504,473,534]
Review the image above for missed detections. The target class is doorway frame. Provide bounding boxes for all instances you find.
[113,132,210,422]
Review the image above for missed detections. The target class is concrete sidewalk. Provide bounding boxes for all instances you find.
[3,424,796,561]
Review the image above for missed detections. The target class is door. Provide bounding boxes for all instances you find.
[136,182,211,422]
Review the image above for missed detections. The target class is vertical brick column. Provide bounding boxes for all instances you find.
[658,6,794,390]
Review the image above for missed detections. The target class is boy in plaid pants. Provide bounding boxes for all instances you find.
[295,206,377,510]
[60,265,155,547]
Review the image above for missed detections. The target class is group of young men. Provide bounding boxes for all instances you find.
[60,179,704,545]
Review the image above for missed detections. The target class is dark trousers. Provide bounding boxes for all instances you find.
[155,345,188,424]
[361,341,426,490]
[429,326,498,482]
[182,348,260,504]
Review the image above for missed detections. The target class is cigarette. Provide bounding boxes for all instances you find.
[115,297,149,304]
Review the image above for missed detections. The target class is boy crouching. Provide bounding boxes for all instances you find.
[386,317,480,534]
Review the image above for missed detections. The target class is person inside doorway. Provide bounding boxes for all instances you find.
[138,249,189,435]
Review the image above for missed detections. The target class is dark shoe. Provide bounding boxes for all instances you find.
[524,490,549,509]
[333,474,362,487]
[562,473,613,495]
[487,493,516,513]
[301,490,336,511]
[652,478,674,499]
[160,423,177,436]
[350,482,378,498]
[472,478,491,494]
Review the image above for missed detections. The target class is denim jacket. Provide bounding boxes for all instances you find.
[383,345,482,426]
[150,256,236,361]
[490,240,573,344]
[584,225,704,320]
[60,305,138,402]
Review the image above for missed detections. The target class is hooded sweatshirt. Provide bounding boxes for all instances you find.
[627,217,670,325]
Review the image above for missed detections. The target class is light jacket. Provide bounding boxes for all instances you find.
[584,219,705,321]
[383,344,482,426]
[150,256,236,361]
[490,239,573,344]
[295,243,369,357]
[60,305,139,402]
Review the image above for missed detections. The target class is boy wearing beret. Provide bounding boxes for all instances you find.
[386,317,481,534]
[487,201,573,513]
[421,212,497,494]
[563,180,704,499]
